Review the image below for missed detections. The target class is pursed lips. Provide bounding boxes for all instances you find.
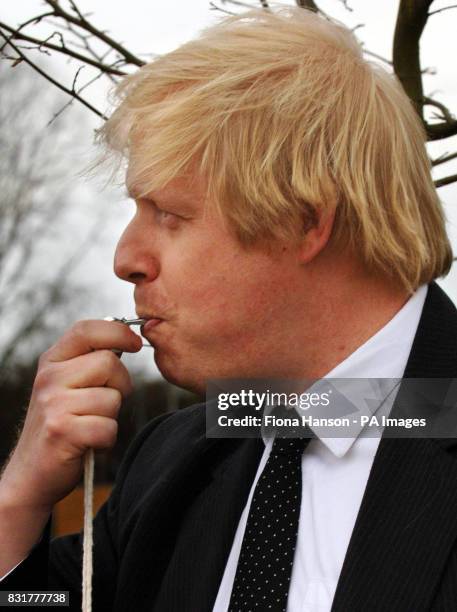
[136,314,164,336]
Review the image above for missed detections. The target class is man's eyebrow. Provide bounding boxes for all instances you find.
[125,186,198,211]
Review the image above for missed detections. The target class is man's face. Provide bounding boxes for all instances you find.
[114,171,305,394]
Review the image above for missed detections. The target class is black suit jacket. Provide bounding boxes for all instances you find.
[5,282,457,611]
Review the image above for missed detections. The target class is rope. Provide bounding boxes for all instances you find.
[80,317,145,610]
[82,448,94,612]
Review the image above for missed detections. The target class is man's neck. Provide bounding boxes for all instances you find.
[268,250,412,381]
[309,291,410,378]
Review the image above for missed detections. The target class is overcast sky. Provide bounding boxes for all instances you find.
[2,0,456,375]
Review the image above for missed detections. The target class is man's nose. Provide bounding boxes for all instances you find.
[114,223,159,284]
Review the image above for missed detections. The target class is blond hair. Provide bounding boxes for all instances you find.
[99,7,453,292]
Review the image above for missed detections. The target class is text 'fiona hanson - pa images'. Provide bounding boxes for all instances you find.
[205,378,457,439]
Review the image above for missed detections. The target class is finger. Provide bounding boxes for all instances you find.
[56,350,134,397]
[66,415,119,451]
[64,387,122,419]
[43,320,143,363]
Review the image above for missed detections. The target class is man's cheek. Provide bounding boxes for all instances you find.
[184,274,234,311]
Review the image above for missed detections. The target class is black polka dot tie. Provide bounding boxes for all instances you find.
[228,433,313,612]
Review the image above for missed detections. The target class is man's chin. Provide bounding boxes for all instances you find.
[154,349,205,397]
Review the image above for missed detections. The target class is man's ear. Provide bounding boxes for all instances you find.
[298,207,336,264]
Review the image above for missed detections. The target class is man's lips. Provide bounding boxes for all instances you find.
[139,317,164,335]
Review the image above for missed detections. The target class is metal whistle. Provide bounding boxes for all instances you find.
[103,316,151,355]
[103,316,147,326]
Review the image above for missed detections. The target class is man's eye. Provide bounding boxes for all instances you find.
[156,207,175,219]
[134,196,186,226]
[155,206,182,227]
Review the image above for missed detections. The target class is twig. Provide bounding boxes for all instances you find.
[68,0,86,21]
[363,49,392,66]
[0,21,125,76]
[15,44,51,57]
[296,0,320,10]
[47,68,106,126]
[424,96,455,124]
[435,173,457,188]
[221,0,260,9]
[71,64,84,90]
[337,0,353,11]
[429,4,457,16]
[0,11,54,56]
[209,2,236,15]
[432,151,457,166]
[43,0,144,67]
[42,31,66,50]
[424,95,457,140]
[0,30,107,120]
[63,20,121,83]
[7,11,55,42]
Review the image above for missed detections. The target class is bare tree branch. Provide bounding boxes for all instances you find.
[424,96,457,140]
[220,0,260,9]
[432,151,457,166]
[0,21,125,76]
[209,2,236,16]
[435,173,457,188]
[425,96,456,123]
[0,30,107,120]
[62,21,121,83]
[363,49,392,66]
[295,0,320,11]
[68,0,86,21]
[393,0,433,117]
[43,0,144,67]
[426,120,457,140]
[393,0,457,141]
[4,11,55,42]
[337,0,354,11]
[46,67,107,126]
[429,4,457,16]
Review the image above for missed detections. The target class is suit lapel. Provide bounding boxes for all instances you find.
[331,283,457,611]
[151,434,265,612]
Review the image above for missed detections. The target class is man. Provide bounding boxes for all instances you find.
[0,7,456,611]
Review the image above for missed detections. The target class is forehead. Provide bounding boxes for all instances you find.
[126,167,207,211]
[125,129,208,205]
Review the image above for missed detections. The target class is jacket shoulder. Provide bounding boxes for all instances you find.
[110,403,206,508]
[121,402,206,469]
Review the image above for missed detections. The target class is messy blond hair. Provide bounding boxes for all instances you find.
[99,7,452,292]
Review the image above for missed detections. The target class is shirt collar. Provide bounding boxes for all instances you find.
[262,285,428,458]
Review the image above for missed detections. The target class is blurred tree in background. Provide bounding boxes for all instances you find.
[0,63,97,377]
[0,61,97,465]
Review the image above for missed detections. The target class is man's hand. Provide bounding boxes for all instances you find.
[0,319,142,575]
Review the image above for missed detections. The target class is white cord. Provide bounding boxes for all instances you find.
[82,448,94,612]
[80,317,143,609]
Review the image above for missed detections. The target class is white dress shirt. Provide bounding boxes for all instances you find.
[213,284,428,612]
